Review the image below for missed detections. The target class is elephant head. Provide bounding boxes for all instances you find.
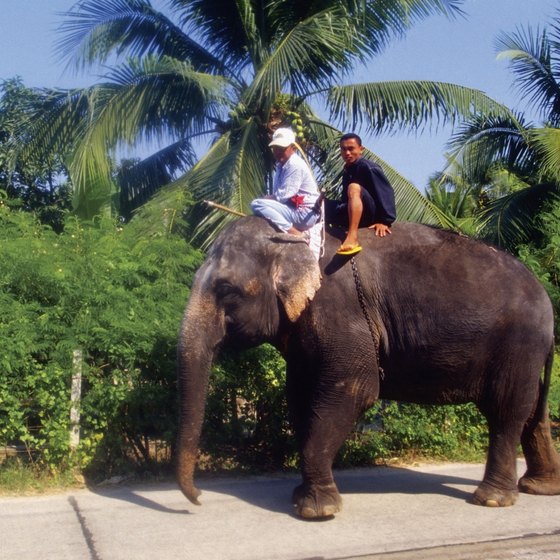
[176,216,321,504]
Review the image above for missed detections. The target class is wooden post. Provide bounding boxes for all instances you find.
[70,349,83,451]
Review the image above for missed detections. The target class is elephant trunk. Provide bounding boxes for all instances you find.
[176,287,223,505]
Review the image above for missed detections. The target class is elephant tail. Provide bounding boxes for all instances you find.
[537,342,555,422]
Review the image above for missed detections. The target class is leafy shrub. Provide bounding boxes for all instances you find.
[549,355,560,423]
[518,203,560,337]
[337,401,488,467]
[202,344,297,472]
[0,206,202,477]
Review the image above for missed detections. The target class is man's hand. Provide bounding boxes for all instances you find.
[368,223,392,237]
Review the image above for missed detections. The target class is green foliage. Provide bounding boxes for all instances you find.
[549,356,560,423]
[440,8,560,250]
[0,205,202,477]
[0,78,72,231]
[203,345,297,472]
[517,202,560,336]
[518,203,560,434]
[0,456,80,495]
[337,401,488,467]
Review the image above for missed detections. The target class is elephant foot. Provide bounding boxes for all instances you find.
[518,473,560,495]
[292,482,342,519]
[472,483,518,507]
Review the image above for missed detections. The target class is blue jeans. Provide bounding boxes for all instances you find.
[251,198,319,232]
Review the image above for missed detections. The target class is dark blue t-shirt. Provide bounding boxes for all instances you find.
[342,158,396,226]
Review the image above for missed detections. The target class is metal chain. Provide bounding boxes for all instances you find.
[350,256,384,379]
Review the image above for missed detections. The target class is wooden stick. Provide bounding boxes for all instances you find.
[204,200,246,217]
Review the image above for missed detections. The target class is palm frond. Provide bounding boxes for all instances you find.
[169,119,271,247]
[117,138,197,219]
[368,151,454,227]
[249,0,463,107]
[7,87,91,174]
[70,57,228,217]
[173,0,261,72]
[57,0,224,74]
[246,7,358,107]
[530,126,560,182]
[267,0,463,61]
[101,55,228,142]
[325,81,512,134]
[475,182,558,248]
[495,25,560,124]
[444,111,543,186]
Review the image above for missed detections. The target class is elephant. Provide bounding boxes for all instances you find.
[176,216,560,519]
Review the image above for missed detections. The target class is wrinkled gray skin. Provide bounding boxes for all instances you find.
[177,216,560,519]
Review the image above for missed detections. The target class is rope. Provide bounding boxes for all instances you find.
[350,256,384,379]
[292,142,326,259]
[318,197,326,259]
[294,143,312,169]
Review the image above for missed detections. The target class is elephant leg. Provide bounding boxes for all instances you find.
[518,404,560,496]
[292,367,378,519]
[473,412,523,507]
[286,360,315,451]
[286,360,343,519]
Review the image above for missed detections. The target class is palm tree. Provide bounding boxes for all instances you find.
[425,164,478,234]
[0,78,72,229]
[442,11,560,249]
[12,0,509,244]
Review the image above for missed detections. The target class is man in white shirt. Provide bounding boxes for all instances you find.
[251,128,320,236]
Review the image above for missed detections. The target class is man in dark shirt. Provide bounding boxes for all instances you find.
[325,133,396,255]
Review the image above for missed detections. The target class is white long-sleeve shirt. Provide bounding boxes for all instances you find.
[272,153,319,207]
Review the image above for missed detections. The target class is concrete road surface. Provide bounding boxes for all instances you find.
[1,460,560,560]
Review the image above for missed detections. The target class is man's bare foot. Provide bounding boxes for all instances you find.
[338,234,360,251]
[338,243,358,251]
[336,238,362,255]
[287,226,304,236]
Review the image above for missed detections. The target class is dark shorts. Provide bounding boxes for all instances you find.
[324,186,377,228]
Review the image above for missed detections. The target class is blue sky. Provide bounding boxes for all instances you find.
[0,0,556,190]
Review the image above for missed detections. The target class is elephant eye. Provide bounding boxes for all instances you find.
[215,281,240,300]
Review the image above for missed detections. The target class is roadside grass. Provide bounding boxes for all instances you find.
[0,459,84,496]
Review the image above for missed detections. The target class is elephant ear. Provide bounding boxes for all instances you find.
[269,234,322,322]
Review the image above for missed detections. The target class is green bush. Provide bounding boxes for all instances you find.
[203,344,297,472]
[517,203,560,337]
[337,401,488,467]
[0,206,202,477]
[549,355,560,423]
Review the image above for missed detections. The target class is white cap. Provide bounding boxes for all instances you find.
[269,127,296,148]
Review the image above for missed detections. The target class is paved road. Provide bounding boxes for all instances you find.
[1,460,559,560]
